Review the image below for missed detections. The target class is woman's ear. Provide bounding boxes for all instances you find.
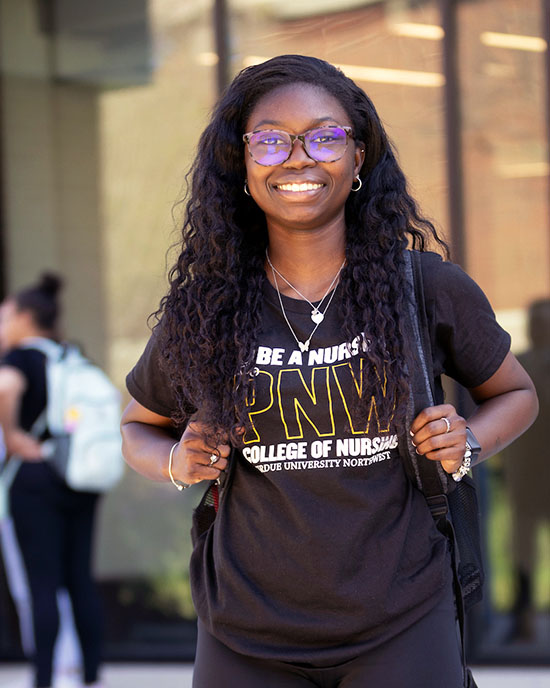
[354,142,366,177]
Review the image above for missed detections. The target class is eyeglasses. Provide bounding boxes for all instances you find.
[243,125,354,166]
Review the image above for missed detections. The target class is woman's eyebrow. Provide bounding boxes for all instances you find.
[249,116,340,129]
[251,119,280,128]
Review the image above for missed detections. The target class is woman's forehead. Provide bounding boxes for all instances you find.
[245,83,350,132]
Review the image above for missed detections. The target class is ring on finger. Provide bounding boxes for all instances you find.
[209,453,220,466]
[442,417,451,434]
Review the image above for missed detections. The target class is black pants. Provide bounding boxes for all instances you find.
[193,576,465,688]
[10,463,103,688]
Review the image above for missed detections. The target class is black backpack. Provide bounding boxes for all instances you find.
[401,249,482,687]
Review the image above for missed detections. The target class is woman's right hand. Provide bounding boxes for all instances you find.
[9,429,44,461]
[171,421,231,486]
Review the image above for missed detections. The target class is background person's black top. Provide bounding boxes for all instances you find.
[2,344,64,493]
[2,348,47,431]
[127,251,511,664]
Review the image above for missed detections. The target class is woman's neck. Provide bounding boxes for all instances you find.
[265,226,346,302]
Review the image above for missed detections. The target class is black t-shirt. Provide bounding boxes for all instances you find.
[1,345,61,493]
[2,348,47,431]
[127,251,510,663]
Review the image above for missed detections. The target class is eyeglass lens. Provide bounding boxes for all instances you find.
[246,126,349,166]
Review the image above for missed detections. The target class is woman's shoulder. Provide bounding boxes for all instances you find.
[126,324,178,417]
[2,346,46,372]
[412,248,505,333]
[412,250,511,386]
[0,348,46,393]
[414,250,484,303]
[417,249,457,279]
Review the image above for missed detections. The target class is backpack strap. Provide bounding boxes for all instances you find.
[19,336,63,361]
[400,250,450,500]
[402,250,473,683]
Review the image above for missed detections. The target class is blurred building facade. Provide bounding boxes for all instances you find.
[0,0,548,666]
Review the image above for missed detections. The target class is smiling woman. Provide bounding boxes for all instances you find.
[120,55,537,688]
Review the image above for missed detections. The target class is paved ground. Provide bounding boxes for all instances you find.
[1,664,550,687]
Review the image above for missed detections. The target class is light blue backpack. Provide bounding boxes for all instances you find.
[23,338,124,492]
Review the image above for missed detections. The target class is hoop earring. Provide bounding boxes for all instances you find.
[351,176,362,192]
[244,179,251,196]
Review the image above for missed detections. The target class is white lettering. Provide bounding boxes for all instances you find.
[271,348,285,365]
[310,440,324,459]
[287,350,303,366]
[256,346,272,365]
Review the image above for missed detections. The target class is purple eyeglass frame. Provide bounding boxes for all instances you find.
[242,125,354,166]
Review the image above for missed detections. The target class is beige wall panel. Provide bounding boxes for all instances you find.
[53,85,106,366]
[1,76,59,284]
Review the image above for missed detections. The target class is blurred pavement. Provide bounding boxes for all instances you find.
[1,664,550,687]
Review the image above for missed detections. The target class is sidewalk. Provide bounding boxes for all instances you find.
[1,664,550,687]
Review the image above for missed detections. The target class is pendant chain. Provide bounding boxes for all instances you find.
[265,250,345,321]
[266,251,345,353]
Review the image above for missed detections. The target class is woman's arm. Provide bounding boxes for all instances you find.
[0,366,44,459]
[466,351,539,459]
[120,398,230,486]
[410,351,538,474]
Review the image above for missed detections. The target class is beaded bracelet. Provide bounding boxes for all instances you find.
[168,441,191,491]
[451,443,472,482]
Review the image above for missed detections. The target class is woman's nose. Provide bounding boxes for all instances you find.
[283,139,316,168]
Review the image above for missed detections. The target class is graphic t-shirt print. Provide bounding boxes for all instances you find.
[241,332,399,475]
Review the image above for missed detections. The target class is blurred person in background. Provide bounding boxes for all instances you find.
[0,274,103,688]
[503,299,550,642]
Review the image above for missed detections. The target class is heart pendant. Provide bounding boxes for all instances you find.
[298,341,309,353]
[311,309,324,324]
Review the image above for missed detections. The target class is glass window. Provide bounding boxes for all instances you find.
[458,0,550,662]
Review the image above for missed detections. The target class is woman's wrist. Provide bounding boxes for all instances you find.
[449,427,482,482]
[8,429,44,460]
[167,441,191,491]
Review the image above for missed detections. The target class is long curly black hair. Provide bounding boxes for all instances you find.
[156,55,448,442]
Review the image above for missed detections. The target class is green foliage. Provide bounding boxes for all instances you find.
[148,553,197,619]
[488,461,550,611]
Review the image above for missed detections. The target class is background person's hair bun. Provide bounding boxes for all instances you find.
[14,271,64,331]
[38,272,63,296]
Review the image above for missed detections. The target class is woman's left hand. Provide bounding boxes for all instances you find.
[409,404,467,475]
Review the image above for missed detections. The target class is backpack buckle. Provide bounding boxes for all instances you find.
[426,494,449,518]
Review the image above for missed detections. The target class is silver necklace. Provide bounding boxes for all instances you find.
[267,255,344,353]
[265,250,345,324]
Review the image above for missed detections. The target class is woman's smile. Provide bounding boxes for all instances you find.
[271,177,327,199]
[275,181,324,193]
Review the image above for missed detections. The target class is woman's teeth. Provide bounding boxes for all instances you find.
[276,182,323,192]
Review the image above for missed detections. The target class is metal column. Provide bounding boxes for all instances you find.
[214,0,230,96]
[441,0,465,268]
